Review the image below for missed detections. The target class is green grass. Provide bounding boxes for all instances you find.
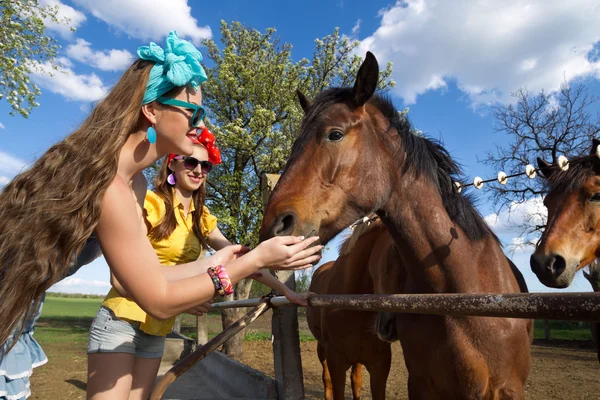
[533,320,592,340]
[41,295,103,319]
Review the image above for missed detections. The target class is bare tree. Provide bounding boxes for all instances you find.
[482,82,600,237]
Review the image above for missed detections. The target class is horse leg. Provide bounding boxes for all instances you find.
[317,343,333,400]
[366,346,392,400]
[327,353,350,400]
[350,363,363,399]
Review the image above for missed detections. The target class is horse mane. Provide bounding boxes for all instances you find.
[543,155,600,194]
[300,88,498,242]
[338,215,382,256]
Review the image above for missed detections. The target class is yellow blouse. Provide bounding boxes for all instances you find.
[102,190,218,336]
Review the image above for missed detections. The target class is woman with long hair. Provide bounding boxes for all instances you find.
[0,31,321,399]
[87,132,311,399]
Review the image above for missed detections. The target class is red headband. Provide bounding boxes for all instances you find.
[167,127,222,165]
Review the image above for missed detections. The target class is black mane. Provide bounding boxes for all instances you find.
[544,155,600,194]
[297,88,497,242]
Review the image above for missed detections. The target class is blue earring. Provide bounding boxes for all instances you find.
[147,126,157,144]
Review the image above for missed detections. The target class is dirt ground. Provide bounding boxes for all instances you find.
[31,339,599,399]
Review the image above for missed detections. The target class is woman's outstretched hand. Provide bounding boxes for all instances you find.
[254,236,322,270]
[206,244,250,266]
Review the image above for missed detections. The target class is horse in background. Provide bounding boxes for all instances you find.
[531,139,600,288]
[260,52,532,399]
[307,218,394,400]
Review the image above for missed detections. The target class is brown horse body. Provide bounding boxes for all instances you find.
[260,53,532,399]
[307,220,393,400]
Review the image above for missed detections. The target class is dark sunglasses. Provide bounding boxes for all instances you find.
[173,156,213,173]
[156,97,206,128]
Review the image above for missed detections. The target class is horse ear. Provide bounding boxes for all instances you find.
[296,90,311,114]
[590,138,600,156]
[352,51,379,107]
[537,157,554,179]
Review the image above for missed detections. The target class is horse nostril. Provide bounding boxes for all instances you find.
[272,212,297,237]
[552,254,567,276]
[530,254,543,273]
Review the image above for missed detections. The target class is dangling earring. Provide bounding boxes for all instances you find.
[167,174,176,185]
[147,126,157,144]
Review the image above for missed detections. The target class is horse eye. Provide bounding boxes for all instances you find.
[590,193,600,202]
[327,130,344,142]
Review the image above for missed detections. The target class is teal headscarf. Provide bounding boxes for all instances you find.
[138,31,207,105]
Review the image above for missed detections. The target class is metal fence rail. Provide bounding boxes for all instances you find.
[211,292,600,321]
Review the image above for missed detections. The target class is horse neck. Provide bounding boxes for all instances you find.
[378,171,499,292]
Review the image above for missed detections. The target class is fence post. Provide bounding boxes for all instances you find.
[544,320,551,340]
[196,314,209,345]
[262,173,305,400]
[173,314,182,334]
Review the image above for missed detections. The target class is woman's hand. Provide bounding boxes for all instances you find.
[186,299,215,316]
[282,289,313,307]
[205,244,249,266]
[253,236,322,270]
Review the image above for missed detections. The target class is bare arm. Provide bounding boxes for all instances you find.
[206,226,233,250]
[96,178,321,319]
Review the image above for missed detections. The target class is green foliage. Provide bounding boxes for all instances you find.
[201,21,395,246]
[0,0,73,117]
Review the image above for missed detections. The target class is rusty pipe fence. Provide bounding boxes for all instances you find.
[151,291,600,399]
[211,292,600,321]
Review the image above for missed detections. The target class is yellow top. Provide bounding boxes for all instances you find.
[102,190,218,336]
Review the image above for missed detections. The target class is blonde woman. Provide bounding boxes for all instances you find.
[0,31,321,400]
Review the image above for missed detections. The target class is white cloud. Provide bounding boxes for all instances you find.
[67,38,134,71]
[357,0,600,106]
[49,277,111,295]
[72,0,212,45]
[30,61,108,102]
[40,0,87,38]
[484,196,546,236]
[0,151,28,189]
[53,277,110,288]
[0,151,28,176]
[0,122,5,129]
[352,20,361,37]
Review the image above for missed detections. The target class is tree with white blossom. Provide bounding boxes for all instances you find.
[0,0,73,117]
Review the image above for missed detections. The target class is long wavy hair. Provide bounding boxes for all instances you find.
[148,154,209,251]
[0,59,164,347]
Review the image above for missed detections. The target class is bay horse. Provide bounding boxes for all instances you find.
[259,52,532,399]
[531,141,600,362]
[307,218,395,400]
[531,139,600,288]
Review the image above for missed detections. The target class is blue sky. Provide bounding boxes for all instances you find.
[2,0,600,294]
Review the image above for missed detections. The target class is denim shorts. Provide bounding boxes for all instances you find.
[87,307,166,359]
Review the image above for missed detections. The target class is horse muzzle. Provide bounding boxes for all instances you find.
[530,252,577,288]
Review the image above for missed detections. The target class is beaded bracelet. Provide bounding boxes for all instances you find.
[207,265,234,296]
[207,266,224,296]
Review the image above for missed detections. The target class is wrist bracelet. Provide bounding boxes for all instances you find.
[207,266,224,296]
[214,264,234,295]
[207,265,234,296]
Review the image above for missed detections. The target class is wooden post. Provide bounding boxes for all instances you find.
[262,173,305,400]
[173,314,182,334]
[196,314,209,345]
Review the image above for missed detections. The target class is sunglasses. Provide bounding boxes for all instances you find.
[173,156,213,173]
[156,97,206,128]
